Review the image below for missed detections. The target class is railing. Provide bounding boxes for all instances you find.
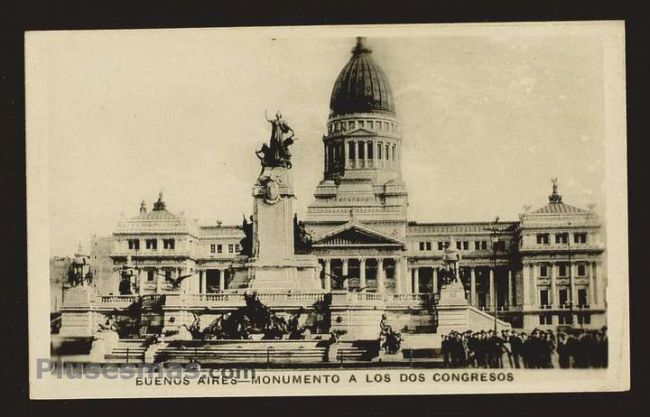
[99,295,138,307]
[386,293,433,306]
[178,292,326,308]
[346,292,384,304]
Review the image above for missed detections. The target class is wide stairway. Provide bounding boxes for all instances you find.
[104,339,148,363]
[153,339,379,365]
[155,340,327,365]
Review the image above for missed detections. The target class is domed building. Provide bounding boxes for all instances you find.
[100,37,606,340]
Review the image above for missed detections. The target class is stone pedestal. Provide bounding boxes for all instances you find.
[59,286,101,337]
[329,291,385,340]
[436,280,470,334]
[246,166,320,290]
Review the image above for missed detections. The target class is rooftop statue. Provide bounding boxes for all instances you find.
[255,111,298,169]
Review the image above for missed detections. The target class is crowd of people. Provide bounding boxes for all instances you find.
[440,327,608,369]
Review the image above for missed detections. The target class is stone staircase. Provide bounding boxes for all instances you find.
[104,339,148,363]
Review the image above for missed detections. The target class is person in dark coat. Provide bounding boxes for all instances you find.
[509,331,523,368]
[557,332,571,368]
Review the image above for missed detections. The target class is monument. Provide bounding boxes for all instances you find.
[231,112,321,290]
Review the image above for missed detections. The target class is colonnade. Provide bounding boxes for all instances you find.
[320,256,406,293]
[522,261,601,309]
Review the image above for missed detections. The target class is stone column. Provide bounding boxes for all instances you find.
[489,267,495,311]
[550,262,558,308]
[219,268,226,291]
[395,258,402,293]
[342,258,349,289]
[324,259,331,291]
[412,267,419,293]
[432,267,438,293]
[590,261,597,306]
[198,270,204,294]
[569,262,577,306]
[470,267,476,306]
[359,258,367,289]
[377,258,385,293]
[363,141,368,169]
[523,263,532,310]
[507,268,513,308]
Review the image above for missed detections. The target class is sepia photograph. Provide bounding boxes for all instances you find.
[25,22,629,399]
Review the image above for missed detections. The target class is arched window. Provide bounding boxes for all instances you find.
[385,143,390,160]
[392,144,396,160]
[378,142,383,159]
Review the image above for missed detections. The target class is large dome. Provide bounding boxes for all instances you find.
[329,37,395,118]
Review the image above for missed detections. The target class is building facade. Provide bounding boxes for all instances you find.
[107,38,606,331]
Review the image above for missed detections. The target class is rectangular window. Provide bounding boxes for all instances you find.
[574,232,587,244]
[163,239,175,250]
[358,142,365,159]
[377,142,382,159]
[438,242,445,251]
[368,121,374,130]
[217,244,223,254]
[385,144,390,160]
[540,289,549,306]
[536,233,549,244]
[348,121,355,130]
[147,269,155,282]
[456,241,462,250]
[145,239,157,250]
[358,120,364,129]
[577,264,586,276]
[555,233,568,244]
[384,122,389,130]
[367,141,373,159]
[419,242,425,251]
[577,313,591,325]
[165,269,173,282]
[462,241,469,250]
[228,244,234,254]
[348,142,355,160]
[539,314,553,325]
[128,239,140,250]
[559,289,569,306]
[392,144,396,160]
[539,265,548,277]
[210,244,216,254]
[558,264,568,277]
[474,241,481,250]
[425,241,432,251]
[559,313,573,325]
[235,243,241,252]
[578,288,588,307]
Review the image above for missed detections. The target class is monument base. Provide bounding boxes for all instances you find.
[245,255,321,291]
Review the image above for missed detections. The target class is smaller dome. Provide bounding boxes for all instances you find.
[330,37,395,117]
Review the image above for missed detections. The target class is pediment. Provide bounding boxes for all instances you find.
[313,223,404,248]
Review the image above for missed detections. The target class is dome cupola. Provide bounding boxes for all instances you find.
[329,37,395,118]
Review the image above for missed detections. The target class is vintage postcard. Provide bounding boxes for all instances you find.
[26,21,628,399]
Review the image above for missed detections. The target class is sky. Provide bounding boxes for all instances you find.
[26,25,608,256]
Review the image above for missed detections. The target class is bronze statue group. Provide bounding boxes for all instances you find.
[440,327,608,369]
